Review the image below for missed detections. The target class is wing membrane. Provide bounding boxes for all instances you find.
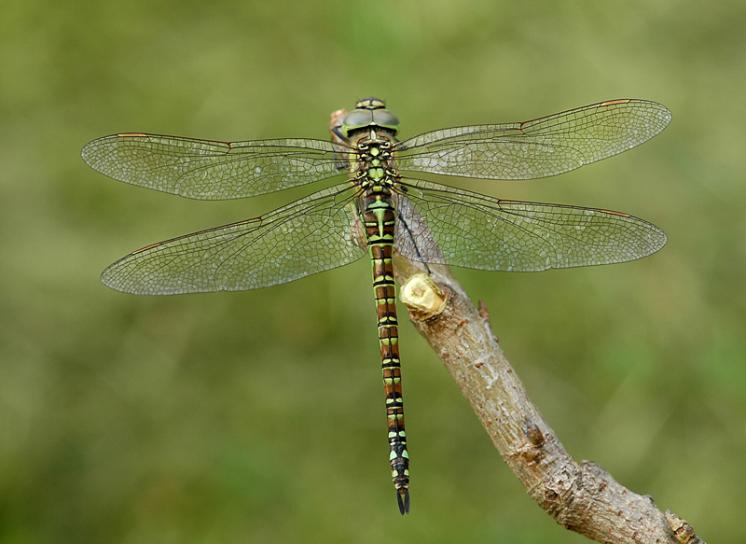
[394,99,671,180]
[102,184,365,294]
[394,179,666,271]
[82,133,352,200]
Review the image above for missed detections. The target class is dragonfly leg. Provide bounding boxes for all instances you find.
[396,209,433,275]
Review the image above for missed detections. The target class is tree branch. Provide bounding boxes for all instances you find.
[395,257,705,544]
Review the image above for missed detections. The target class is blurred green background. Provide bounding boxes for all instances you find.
[1,0,744,542]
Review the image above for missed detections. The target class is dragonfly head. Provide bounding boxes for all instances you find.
[335,97,400,139]
[355,97,387,110]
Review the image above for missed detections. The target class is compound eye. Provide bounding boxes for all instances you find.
[339,110,374,137]
[372,110,400,128]
[342,110,373,130]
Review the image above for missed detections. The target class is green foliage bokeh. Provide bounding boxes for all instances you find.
[1,1,744,542]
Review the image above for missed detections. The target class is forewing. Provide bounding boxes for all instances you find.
[394,99,671,180]
[102,184,365,294]
[82,133,352,200]
[394,179,666,271]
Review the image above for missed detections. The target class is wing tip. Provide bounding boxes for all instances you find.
[649,225,668,254]
[650,101,673,130]
[81,133,123,170]
[80,138,97,166]
[100,265,140,295]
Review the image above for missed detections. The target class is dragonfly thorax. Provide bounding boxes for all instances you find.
[353,133,399,191]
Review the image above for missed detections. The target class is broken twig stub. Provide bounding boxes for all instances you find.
[399,272,447,320]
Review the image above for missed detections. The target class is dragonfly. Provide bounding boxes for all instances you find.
[82,97,670,514]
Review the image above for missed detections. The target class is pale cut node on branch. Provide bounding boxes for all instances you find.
[399,272,447,319]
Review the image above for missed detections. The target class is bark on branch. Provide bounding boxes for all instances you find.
[395,258,704,544]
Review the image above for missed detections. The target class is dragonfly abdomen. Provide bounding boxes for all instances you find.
[360,187,410,515]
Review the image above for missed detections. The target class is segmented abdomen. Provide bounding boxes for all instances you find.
[360,189,410,514]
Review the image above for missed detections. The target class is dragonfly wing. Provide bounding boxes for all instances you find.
[394,179,666,271]
[102,184,365,294]
[394,99,671,180]
[82,133,352,200]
